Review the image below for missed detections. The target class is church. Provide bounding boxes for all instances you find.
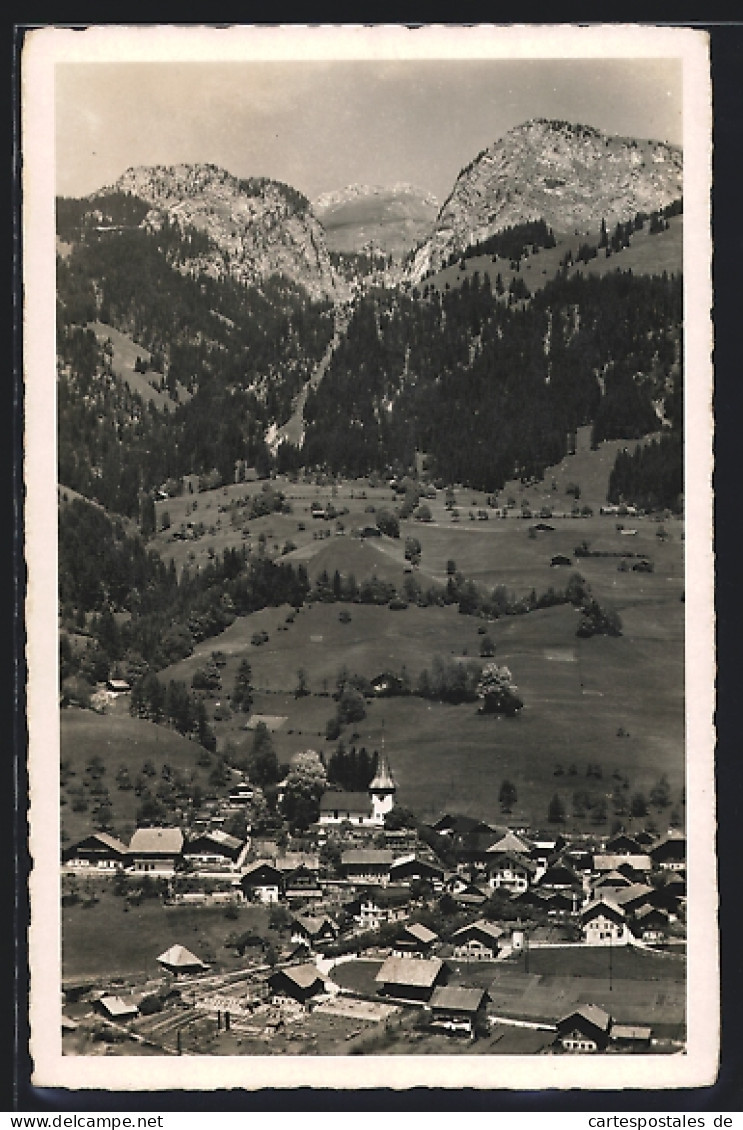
[317,750,396,828]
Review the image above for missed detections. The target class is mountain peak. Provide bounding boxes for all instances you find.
[410,119,682,281]
[104,164,337,301]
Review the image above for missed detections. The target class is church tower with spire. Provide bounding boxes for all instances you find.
[368,743,396,823]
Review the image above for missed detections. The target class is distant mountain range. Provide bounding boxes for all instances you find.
[408,119,682,281]
[89,119,681,300]
[313,182,440,257]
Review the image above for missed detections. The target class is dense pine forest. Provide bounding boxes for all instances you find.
[302,270,682,489]
[57,210,334,516]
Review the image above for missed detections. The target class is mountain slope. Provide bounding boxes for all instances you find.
[314,182,439,256]
[409,119,682,281]
[110,164,341,302]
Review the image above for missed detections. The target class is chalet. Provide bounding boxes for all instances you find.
[240,860,283,904]
[371,672,406,697]
[281,864,324,901]
[484,850,536,894]
[340,848,394,885]
[556,1005,612,1052]
[388,854,445,890]
[290,913,339,949]
[268,963,326,1006]
[605,833,643,856]
[127,827,183,876]
[97,995,139,1021]
[392,922,439,957]
[62,832,129,871]
[351,885,410,931]
[442,875,489,909]
[631,905,670,942]
[375,955,446,1003]
[650,831,686,872]
[182,830,248,872]
[105,678,131,694]
[156,944,208,975]
[450,919,504,961]
[432,814,493,839]
[428,986,489,1037]
[580,898,630,946]
[533,860,584,912]
[592,869,632,891]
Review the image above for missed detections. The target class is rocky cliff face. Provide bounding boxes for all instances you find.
[313,182,439,257]
[109,164,340,302]
[408,119,682,281]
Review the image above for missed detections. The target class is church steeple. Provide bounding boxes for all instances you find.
[369,736,396,821]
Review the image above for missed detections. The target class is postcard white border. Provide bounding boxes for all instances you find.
[22,23,715,1094]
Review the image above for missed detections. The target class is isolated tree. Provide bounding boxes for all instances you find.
[248,723,280,788]
[232,659,253,713]
[281,749,328,831]
[548,793,566,824]
[499,780,518,814]
[477,663,523,716]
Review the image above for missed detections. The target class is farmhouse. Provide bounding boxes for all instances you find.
[555,1005,612,1052]
[290,913,339,949]
[442,875,489,908]
[650,831,686,872]
[631,905,671,942]
[428,986,489,1037]
[105,678,131,694]
[351,885,410,931]
[375,955,447,1003]
[392,922,440,958]
[450,919,504,961]
[484,850,536,894]
[340,848,394,885]
[580,898,630,946]
[62,832,129,871]
[267,963,326,1006]
[182,829,248,872]
[281,863,324,901]
[240,860,283,904]
[388,854,445,890]
[127,827,183,876]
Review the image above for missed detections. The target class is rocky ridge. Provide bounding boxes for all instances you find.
[408,119,683,282]
[109,164,341,302]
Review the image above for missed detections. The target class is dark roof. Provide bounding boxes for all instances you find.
[429,986,487,1014]
[320,792,373,815]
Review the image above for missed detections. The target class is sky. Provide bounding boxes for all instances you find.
[55,52,684,205]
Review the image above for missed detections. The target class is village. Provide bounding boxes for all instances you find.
[61,743,686,1058]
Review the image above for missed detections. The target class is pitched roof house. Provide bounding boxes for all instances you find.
[290,913,339,949]
[556,1005,612,1052]
[340,848,395,885]
[182,830,248,872]
[239,860,283,904]
[62,832,129,871]
[428,985,489,1037]
[268,963,326,1006]
[484,850,536,893]
[128,827,184,876]
[450,919,505,961]
[392,921,440,957]
[156,944,208,975]
[350,885,410,931]
[388,854,445,889]
[375,955,446,1002]
[319,791,377,827]
[580,897,630,946]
